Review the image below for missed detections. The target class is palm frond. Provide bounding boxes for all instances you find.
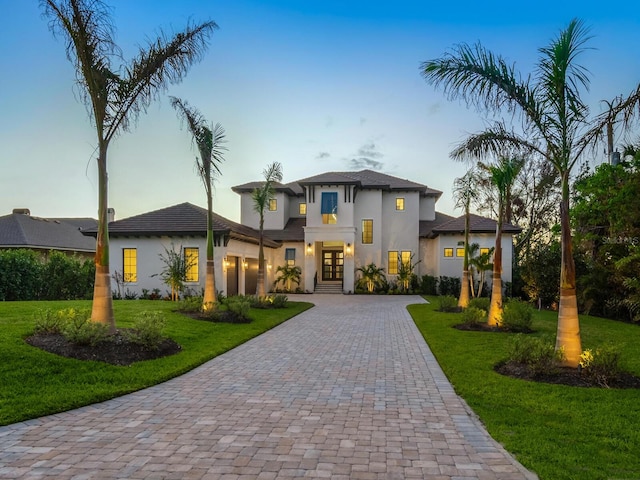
[450,125,543,162]
[107,20,217,141]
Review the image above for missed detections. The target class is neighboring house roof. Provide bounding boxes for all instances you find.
[0,212,97,253]
[423,213,522,238]
[264,217,306,242]
[296,169,442,198]
[231,181,304,196]
[82,202,279,248]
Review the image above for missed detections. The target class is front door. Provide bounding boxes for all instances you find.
[322,250,344,281]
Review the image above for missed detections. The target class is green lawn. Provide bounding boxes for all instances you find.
[0,299,313,426]
[409,298,640,480]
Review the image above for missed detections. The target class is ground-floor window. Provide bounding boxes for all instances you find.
[123,248,137,282]
[285,248,296,266]
[184,247,199,282]
[443,248,453,258]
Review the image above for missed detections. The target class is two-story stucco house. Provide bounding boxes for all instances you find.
[233,169,520,294]
[93,169,519,298]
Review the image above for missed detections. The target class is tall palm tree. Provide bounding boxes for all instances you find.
[422,19,605,366]
[170,97,226,311]
[252,162,283,297]
[453,169,479,308]
[481,157,524,326]
[42,0,217,332]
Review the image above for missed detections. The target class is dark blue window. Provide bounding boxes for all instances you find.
[321,192,338,215]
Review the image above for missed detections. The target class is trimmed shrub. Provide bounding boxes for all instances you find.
[421,275,438,295]
[226,296,251,320]
[468,297,490,312]
[33,309,65,334]
[60,309,109,346]
[509,335,563,376]
[177,296,204,313]
[461,307,486,325]
[40,251,94,300]
[437,295,460,312]
[124,311,167,350]
[438,276,461,296]
[579,345,623,388]
[0,249,43,300]
[501,300,534,332]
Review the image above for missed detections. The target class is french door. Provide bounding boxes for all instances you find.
[322,250,344,281]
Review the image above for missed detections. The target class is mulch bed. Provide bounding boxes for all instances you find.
[179,310,251,324]
[495,360,640,389]
[26,331,182,366]
[453,323,533,334]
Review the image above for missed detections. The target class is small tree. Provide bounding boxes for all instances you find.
[468,244,494,298]
[356,263,386,293]
[155,245,197,301]
[273,265,302,292]
[397,254,421,292]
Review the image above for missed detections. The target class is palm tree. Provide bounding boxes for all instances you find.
[468,243,493,298]
[42,0,217,332]
[453,169,479,308]
[481,157,524,326]
[356,263,385,293]
[170,97,226,311]
[421,19,605,367]
[274,265,302,292]
[252,162,283,297]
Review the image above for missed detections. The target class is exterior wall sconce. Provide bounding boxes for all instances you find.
[223,256,230,270]
[346,243,352,255]
[242,259,248,270]
[267,262,272,270]
[306,242,313,255]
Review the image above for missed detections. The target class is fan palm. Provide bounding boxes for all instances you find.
[422,18,604,366]
[356,263,386,293]
[170,97,226,311]
[453,169,479,308]
[42,0,217,331]
[252,162,283,297]
[274,265,302,292]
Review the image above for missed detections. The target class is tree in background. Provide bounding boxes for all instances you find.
[422,19,609,366]
[170,97,226,311]
[252,162,283,297]
[452,169,479,308]
[42,0,217,332]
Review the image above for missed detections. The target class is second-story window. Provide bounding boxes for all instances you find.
[396,197,405,211]
[285,248,296,266]
[362,219,373,244]
[321,192,338,224]
[269,198,277,211]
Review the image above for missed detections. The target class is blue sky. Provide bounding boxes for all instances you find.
[1,0,639,222]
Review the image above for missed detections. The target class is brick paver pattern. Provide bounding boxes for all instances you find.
[0,295,537,479]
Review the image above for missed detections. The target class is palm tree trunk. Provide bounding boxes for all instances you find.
[203,190,216,310]
[256,217,265,297]
[459,270,471,307]
[458,208,471,308]
[91,145,115,333]
[556,175,582,367]
[488,202,503,326]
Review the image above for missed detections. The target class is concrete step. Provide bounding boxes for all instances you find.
[314,284,343,294]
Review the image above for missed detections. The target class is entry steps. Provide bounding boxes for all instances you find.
[314,283,343,294]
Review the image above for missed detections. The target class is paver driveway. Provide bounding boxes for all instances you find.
[0,295,537,479]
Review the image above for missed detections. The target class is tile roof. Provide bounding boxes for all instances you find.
[231,181,304,196]
[0,213,97,252]
[263,217,306,242]
[426,213,521,237]
[82,203,279,248]
[233,170,442,198]
[297,169,441,197]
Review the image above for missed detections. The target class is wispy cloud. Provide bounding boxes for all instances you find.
[316,151,330,160]
[347,142,384,170]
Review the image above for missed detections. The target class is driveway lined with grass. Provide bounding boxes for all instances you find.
[0,295,536,479]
